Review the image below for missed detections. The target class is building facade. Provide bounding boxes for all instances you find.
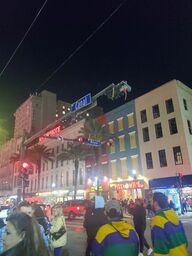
[106,100,143,200]
[135,80,192,207]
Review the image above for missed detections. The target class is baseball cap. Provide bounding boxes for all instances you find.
[105,200,121,213]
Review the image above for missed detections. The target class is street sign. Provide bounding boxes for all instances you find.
[85,139,101,147]
[71,93,92,112]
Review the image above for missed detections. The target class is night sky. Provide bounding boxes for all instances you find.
[0,0,192,136]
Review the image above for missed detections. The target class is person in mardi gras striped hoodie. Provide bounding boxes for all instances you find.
[151,192,188,256]
[92,199,139,256]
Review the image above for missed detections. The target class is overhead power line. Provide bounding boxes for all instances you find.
[0,0,48,79]
[35,0,127,93]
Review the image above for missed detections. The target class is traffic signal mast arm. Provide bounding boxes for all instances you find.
[25,81,131,147]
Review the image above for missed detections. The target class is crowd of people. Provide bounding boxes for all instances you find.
[0,201,67,256]
[84,192,188,256]
[0,192,189,256]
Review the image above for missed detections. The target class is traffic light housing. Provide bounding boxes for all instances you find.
[106,140,113,147]
[77,136,87,143]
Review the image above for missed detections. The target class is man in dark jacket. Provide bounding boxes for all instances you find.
[132,199,153,256]
[84,196,108,256]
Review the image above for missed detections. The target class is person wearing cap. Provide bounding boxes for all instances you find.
[92,199,139,256]
[84,196,108,256]
[132,199,153,256]
[151,192,188,256]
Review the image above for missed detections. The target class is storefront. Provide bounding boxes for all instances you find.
[149,174,192,210]
[109,179,145,200]
[85,177,110,200]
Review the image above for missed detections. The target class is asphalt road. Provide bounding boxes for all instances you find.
[65,215,192,256]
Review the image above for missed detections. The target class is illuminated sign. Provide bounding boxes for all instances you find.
[39,126,62,143]
[113,180,144,191]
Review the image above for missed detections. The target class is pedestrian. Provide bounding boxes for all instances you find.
[18,201,49,247]
[84,196,108,256]
[0,219,5,254]
[151,192,188,256]
[132,199,153,256]
[92,199,139,256]
[83,200,93,256]
[181,198,188,214]
[169,200,175,210]
[49,205,67,256]
[0,212,50,256]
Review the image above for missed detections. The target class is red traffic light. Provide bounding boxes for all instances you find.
[106,141,112,147]
[22,162,29,169]
[78,136,86,143]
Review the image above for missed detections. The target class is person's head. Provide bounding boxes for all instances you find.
[153,192,169,212]
[105,200,121,219]
[135,198,142,206]
[18,201,34,217]
[52,205,62,218]
[3,212,49,256]
[33,204,45,218]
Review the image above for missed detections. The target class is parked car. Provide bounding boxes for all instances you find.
[62,200,88,220]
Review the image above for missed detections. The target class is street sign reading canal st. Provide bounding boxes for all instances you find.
[71,93,92,113]
[86,139,101,147]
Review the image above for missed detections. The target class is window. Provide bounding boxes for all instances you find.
[119,136,125,151]
[101,144,106,155]
[72,170,75,186]
[145,153,153,169]
[183,99,188,110]
[62,143,64,151]
[42,163,45,172]
[46,177,48,189]
[108,122,114,134]
[79,168,83,185]
[140,109,147,123]
[60,173,64,187]
[56,146,59,154]
[155,123,163,138]
[117,118,123,131]
[51,161,54,169]
[187,120,192,135]
[158,149,167,167]
[41,177,44,189]
[152,104,160,119]
[110,141,116,154]
[173,146,183,165]
[111,160,117,180]
[165,98,174,113]
[101,163,108,177]
[30,180,33,192]
[127,113,134,127]
[169,118,178,134]
[55,174,58,187]
[142,127,150,142]
[52,148,55,155]
[120,158,127,179]
[61,160,64,166]
[56,159,59,168]
[131,155,139,173]
[129,132,137,148]
[66,171,69,187]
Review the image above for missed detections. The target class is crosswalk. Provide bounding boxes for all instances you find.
[66,219,85,233]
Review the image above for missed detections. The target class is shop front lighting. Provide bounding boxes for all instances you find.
[103,176,108,182]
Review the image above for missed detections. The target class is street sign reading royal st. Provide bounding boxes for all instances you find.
[71,93,92,113]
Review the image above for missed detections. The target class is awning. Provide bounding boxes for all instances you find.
[149,175,192,189]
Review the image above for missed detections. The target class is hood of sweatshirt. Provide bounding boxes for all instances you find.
[110,221,135,238]
[163,209,179,225]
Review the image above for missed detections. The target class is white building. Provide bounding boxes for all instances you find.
[24,120,86,202]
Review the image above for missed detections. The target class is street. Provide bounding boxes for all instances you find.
[65,215,192,256]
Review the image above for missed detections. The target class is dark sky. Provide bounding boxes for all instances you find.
[1,0,192,135]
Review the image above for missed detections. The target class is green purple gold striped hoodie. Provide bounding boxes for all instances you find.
[151,209,188,256]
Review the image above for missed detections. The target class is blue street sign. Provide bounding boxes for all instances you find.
[71,93,92,112]
[86,139,101,147]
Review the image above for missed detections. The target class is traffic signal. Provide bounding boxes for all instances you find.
[106,140,112,147]
[77,136,86,143]
[21,161,33,175]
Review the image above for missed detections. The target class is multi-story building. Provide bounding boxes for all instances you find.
[0,138,17,199]
[14,90,71,139]
[106,100,142,200]
[135,80,192,206]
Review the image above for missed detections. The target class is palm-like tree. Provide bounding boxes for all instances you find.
[79,118,111,194]
[26,145,53,190]
[58,142,92,200]
[0,119,9,145]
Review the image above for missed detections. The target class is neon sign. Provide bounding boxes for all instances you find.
[113,181,144,191]
[39,126,62,143]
